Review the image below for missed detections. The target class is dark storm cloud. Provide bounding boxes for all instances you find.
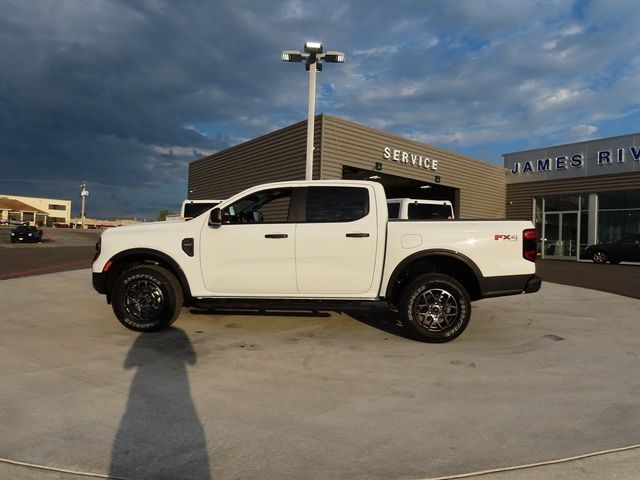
[1,0,639,217]
[0,0,311,217]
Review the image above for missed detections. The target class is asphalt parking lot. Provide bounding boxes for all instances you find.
[1,269,639,479]
[0,226,99,279]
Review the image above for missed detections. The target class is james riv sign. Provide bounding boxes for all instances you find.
[383,146,438,171]
[503,134,640,184]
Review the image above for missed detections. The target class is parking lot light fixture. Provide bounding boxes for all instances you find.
[282,42,345,181]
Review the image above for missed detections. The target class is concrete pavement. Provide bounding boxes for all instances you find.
[0,270,639,479]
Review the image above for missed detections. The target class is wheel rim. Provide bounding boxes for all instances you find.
[414,288,459,332]
[123,279,164,323]
[593,251,606,263]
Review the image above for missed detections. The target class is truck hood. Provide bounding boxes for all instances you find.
[100,218,201,241]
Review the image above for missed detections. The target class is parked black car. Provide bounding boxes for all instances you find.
[583,234,640,264]
[10,225,43,243]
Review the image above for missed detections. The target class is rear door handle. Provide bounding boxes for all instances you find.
[265,233,288,239]
[346,233,370,238]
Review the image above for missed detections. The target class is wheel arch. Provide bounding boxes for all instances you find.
[385,250,483,305]
[104,248,192,303]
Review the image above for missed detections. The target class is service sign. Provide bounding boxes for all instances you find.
[383,146,439,171]
[504,133,640,183]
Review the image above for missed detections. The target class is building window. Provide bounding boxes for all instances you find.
[597,189,640,243]
[22,212,35,221]
[48,204,67,211]
[544,195,580,212]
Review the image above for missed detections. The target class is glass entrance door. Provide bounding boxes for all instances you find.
[544,212,578,259]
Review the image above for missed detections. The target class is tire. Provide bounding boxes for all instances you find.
[399,273,471,343]
[592,250,608,264]
[111,265,183,332]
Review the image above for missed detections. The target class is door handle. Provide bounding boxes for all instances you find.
[265,233,288,239]
[346,232,370,238]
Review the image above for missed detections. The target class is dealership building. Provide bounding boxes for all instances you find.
[189,115,639,261]
[505,132,640,260]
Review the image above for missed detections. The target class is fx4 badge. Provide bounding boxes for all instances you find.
[494,234,518,241]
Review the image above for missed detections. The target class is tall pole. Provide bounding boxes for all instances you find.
[282,42,344,181]
[305,61,317,181]
[80,181,88,230]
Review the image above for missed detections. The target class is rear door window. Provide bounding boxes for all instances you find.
[305,187,369,223]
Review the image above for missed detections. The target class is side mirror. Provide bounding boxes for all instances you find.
[209,208,222,227]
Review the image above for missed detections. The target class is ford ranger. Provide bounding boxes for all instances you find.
[92,180,540,342]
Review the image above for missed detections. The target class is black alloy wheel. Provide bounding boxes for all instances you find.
[399,273,471,343]
[112,265,183,332]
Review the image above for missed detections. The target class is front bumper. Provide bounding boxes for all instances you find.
[93,271,107,295]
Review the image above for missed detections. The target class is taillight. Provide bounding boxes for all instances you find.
[523,228,537,262]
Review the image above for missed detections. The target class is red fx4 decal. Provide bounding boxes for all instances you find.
[494,234,519,241]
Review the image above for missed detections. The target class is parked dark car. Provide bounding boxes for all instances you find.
[10,225,43,243]
[583,234,640,264]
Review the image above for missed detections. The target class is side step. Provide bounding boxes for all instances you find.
[188,298,389,312]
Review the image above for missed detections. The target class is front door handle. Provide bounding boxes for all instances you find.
[346,233,370,238]
[265,233,288,239]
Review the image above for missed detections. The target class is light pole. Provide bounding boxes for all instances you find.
[282,42,345,181]
[80,181,89,229]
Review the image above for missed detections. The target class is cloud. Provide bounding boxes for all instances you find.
[1,0,640,218]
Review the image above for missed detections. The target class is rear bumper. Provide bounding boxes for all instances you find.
[479,274,541,299]
[92,271,107,295]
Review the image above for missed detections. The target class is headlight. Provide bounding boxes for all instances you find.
[28,233,32,236]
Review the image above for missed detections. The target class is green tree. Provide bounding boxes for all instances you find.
[157,209,176,221]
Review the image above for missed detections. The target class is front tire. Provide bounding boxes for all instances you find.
[399,273,471,343]
[111,265,183,332]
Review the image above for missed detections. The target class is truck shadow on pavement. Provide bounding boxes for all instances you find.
[340,308,415,341]
[188,307,415,340]
[110,328,211,480]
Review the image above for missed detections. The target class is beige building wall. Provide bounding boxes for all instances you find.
[320,116,506,219]
[189,119,320,201]
[5,195,72,224]
[188,115,507,219]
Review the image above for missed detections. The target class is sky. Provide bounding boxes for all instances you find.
[1,0,639,219]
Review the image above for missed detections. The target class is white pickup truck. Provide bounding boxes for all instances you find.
[92,180,540,342]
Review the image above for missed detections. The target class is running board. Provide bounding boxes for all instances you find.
[188,298,389,312]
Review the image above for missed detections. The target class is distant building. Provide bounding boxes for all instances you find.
[0,195,71,226]
[69,217,143,228]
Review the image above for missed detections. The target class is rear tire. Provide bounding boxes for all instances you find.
[111,265,183,332]
[399,273,471,343]
[592,250,608,264]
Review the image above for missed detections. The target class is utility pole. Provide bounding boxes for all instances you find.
[80,181,89,229]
